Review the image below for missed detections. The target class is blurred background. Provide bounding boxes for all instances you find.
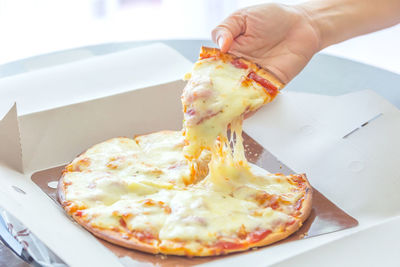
[0,0,399,73]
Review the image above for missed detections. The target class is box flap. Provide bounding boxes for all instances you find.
[0,104,23,172]
[0,43,193,173]
[244,90,400,221]
[272,216,400,267]
[19,80,185,172]
[0,43,193,116]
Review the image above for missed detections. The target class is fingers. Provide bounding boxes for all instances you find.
[212,13,246,52]
[211,27,233,53]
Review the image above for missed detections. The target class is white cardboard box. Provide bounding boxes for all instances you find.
[0,43,399,267]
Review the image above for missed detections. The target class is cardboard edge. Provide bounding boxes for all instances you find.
[0,103,23,173]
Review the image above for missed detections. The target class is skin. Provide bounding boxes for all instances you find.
[212,0,400,84]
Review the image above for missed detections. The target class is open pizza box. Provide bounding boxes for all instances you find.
[0,43,399,267]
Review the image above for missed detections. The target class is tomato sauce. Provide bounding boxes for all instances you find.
[248,229,272,243]
[75,210,83,217]
[215,241,244,250]
[134,231,156,243]
[199,52,214,60]
[231,59,248,69]
[119,218,127,228]
[248,71,278,97]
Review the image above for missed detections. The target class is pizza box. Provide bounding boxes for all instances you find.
[0,43,399,267]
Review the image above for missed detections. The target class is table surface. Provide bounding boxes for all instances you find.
[0,240,29,267]
[0,39,399,266]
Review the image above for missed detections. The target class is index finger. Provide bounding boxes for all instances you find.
[211,13,246,52]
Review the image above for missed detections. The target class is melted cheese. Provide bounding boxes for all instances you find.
[182,58,287,202]
[182,59,269,159]
[63,56,306,254]
[65,133,194,189]
[63,130,302,251]
[158,189,291,242]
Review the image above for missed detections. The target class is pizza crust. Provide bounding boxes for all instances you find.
[199,46,285,91]
[296,174,313,224]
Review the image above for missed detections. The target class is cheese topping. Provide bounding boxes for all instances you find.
[182,59,271,159]
[62,131,303,252]
[62,51,309,255]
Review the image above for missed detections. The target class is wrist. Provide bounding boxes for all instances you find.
[296,1,340,50]
[298,0,400,50]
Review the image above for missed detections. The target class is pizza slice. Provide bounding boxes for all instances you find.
[182,47,290,198]
[182,46,284,159]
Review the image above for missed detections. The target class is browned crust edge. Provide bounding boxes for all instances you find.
[57,167,312,256]
[296,174,313,225]
[199,46,285,90]
[58,175,160,254]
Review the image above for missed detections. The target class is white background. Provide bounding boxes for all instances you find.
[0,0,399,74]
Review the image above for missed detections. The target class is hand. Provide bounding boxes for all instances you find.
[212,4,321,84]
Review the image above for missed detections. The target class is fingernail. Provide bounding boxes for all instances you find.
[217,35,225,50]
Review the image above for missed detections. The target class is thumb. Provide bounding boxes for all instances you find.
[211,28,232,53]
[211,13,246,52]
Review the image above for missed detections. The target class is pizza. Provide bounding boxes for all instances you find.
[58,47,312,257]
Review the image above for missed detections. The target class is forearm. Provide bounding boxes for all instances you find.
[299,0,400,50]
